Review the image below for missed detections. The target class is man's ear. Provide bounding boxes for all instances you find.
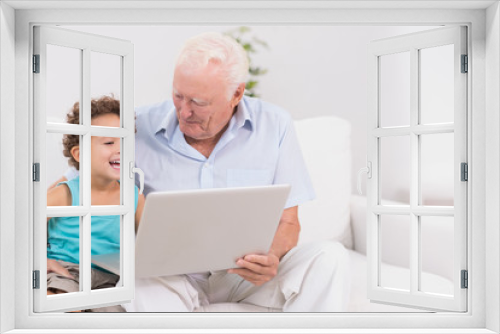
[231,82,246,107]
[71,146,80,163]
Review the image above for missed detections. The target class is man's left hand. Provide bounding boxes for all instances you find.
[228,253,280,286]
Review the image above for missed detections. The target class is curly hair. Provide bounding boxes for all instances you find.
[62,96,121,170]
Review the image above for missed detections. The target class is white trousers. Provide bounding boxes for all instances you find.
[124,240,351,312]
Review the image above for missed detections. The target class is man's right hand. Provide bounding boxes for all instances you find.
[47,259,74,279]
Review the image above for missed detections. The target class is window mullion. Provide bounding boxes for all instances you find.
[366,50,379,296]
[46,123,129,137]
[372,124,454,137]
[79,214,90,293]
[46,206,128,217]
[80,47,92,294]
[121,49,135,287]
[410,47,419,295]
[80,132,91,294]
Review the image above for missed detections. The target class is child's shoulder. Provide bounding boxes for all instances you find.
[47,183,72,206]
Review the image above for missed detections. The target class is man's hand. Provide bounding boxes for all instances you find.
[227,253,280,286]
[47,259,74,279]
[227,207,300,286]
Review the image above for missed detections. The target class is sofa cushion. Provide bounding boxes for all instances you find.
[294,116,352,249]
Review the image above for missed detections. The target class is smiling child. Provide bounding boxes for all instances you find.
[45,96,145,312]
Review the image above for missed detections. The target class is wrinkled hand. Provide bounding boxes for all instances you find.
[47,259,74,279]
[227,253,279,286]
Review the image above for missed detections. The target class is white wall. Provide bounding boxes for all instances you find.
[0,2,16,333]
[51,25,440,200]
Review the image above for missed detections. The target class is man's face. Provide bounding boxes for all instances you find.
[172,63,242,142]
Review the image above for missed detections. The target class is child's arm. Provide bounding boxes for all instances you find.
[47,183,71,206]
[46,184,72,221]
[135,193,145,233]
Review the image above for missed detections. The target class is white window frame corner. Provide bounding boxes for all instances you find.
[1,1,499,333]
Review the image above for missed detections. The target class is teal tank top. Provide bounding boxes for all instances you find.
[47,176,139,264]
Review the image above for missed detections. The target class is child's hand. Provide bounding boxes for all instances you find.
[47,259,74,279]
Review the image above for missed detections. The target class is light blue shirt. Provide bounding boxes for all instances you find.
[134,96,315,208]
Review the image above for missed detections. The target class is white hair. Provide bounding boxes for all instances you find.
[175,32,249,100]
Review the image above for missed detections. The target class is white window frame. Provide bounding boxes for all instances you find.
[366,26,468,312]
[33,25,136,313]
[1,1,499,333]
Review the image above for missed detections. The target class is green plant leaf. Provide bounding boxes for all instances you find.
[245,81,258,90]
[245,92,257,97]
[252,37,269,49]
[249,67,269,76]
[224,26,268,97]
[242,43,256,53]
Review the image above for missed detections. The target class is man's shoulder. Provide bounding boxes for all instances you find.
[243,96,291,123]
[135,99,174,132]
[135,99,174,119]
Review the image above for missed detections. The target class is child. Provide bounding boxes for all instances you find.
[46,96,145,312]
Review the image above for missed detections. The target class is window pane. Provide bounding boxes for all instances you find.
[380,136,410,205]
[380,215,411,292]
[47,215,82,294]
[380,52,410,128]
[420,44,454,125]
[420,133,454,206]
[420,216,454,297]
[46,132,74,195]
[46,133,82,206]
[46,44,81,124]
[91,215,122,290]
[90,135,122,206]
[91,51,121,127]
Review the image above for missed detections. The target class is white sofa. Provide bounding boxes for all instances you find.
[192,116,454,312]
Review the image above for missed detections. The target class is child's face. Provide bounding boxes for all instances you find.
[89,113,121,181]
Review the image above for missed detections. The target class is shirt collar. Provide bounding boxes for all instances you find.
[229,97,253,133]
[157,96,254,142]
[156,104,178,141]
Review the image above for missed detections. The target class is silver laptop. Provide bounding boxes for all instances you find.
[92,184,290,278]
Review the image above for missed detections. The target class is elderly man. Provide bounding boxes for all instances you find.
[123,32,350,312]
